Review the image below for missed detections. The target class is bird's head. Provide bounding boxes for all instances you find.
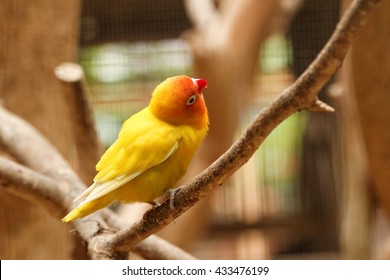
[149,75,209,129]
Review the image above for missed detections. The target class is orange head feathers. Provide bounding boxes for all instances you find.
[149,75,209,129]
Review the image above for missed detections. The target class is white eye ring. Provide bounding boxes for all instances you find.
[186,94,197,105]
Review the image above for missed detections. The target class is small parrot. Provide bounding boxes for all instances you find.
[62,75,209,222]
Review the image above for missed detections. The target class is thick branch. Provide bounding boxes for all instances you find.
[103,0,381,253]
[0,103,85,201]
[0,103,197,260]
[0,157,66,217]
[0,0,380,259]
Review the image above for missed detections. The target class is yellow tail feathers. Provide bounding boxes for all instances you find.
[62,199,110,223]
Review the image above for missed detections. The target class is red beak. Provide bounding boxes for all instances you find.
[194,78,208,93]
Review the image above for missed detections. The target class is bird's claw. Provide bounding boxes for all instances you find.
[167,186,184,210]
[148,200,161,207]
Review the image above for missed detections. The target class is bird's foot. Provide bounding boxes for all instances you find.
[166,186,184,210]
[148,200,161,207]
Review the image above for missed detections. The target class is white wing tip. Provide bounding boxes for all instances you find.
[73,182,97,202]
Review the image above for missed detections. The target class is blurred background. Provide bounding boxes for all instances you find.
[1,0,390,259]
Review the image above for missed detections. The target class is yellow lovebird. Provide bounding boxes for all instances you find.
[62,75,209,222]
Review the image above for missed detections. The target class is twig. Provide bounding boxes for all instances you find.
[102,0,381,254]
[0,0,380,259]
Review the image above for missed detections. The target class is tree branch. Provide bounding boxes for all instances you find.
[0,157,66,217]
[55,62,102,183]
[0,103,197,260]
[0,0,381,259]
[0,103,86,201]
[132,236,197,260]
[101,0,381,254]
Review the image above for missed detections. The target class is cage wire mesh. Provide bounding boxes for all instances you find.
[78,0,341,259]
[79,0,192,147]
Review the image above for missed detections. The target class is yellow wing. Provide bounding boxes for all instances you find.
[74,108,182,203]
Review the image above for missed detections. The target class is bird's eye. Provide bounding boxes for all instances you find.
[186,94,197,105]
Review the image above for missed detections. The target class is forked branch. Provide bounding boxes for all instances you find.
[100,0,381,256]
[0,0,381,259]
